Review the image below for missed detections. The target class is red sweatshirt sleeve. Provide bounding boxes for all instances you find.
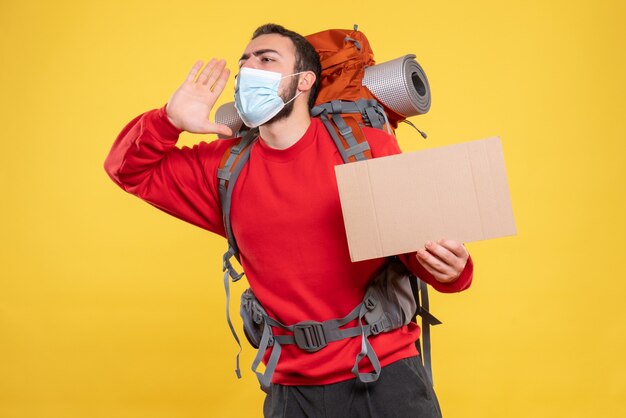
[104,106,227,236]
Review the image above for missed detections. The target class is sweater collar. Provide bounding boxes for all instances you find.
[255,118,320,162]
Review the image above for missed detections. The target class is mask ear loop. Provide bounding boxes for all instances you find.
[283,90,303,105]
[279,71,307,80]
[280,71,308,105]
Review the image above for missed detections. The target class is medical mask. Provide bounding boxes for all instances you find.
[234,67,303,128]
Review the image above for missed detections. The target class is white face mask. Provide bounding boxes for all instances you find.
[234,67,303,128]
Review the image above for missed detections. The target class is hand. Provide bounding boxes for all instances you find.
[416,239,469,283]
[165,59,233,136]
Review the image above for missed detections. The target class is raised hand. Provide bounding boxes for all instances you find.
[165,59,233,136]
[415,239,469,283]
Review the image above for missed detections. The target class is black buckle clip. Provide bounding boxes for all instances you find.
[293,321,327,352]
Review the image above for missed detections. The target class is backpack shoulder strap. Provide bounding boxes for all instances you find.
[318,111,371,163]
[216,129,258,379]
[217,129,258,266]
[312,98,393,163]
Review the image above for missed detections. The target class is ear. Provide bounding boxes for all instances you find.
[297,71,316,92]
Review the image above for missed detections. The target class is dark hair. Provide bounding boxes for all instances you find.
[252,24,321,109]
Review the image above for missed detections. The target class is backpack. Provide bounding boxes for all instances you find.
[216,26,441,390]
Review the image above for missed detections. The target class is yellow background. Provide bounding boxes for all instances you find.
[1,0,625,417]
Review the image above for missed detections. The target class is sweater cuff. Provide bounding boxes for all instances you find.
[151,104,184,140]
[431,255,473,293]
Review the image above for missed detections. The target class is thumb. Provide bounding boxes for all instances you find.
[204,122,233,137]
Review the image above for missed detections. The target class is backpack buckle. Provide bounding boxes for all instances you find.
[369,316,391,335]
[222,252,244,282]
[364,295,377,310]
[293,321,327,352]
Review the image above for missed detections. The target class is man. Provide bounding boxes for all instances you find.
[105,23,473,417]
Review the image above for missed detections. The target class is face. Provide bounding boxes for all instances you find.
[238,34,301,123]
[239,33,297,74]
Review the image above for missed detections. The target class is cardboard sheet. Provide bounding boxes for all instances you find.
[334,136,517,262]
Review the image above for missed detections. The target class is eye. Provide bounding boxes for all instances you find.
[260,56,274,63]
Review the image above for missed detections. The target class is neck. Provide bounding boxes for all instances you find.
[258,101,311,150]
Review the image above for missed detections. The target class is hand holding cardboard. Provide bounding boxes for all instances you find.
[415,239,470,283]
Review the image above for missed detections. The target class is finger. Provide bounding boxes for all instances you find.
[205,59,227,88]
[210,65,230,93]
[416,248,449,275]
[437,239,468,259]
[196,58,218,84]
[425,240,462,269]
[416,250,458,283]
[186,60,204,83]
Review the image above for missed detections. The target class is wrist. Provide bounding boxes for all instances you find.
[164,103,184,131]
[157,105,184,137]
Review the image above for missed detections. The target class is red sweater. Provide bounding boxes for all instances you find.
[104,106,473,385]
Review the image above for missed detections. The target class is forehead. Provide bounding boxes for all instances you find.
[242,33,297,60]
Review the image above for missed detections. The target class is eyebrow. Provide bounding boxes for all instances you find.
[239,48,281,62]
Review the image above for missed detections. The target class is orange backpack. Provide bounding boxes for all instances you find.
[306,26,405,129]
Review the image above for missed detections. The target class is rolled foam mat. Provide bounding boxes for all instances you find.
[363,54,431,117]
[214,102,244,139]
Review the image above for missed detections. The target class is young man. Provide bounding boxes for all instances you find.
[105,24,473,417]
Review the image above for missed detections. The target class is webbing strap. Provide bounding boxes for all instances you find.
[351,303,382,382]
[219,133,257,259]
[272,324,363,346]
[267,301,363,348]
[318,112,370,163]
[312,99,390,134]
[223,249,243,379]
[219,133,257,380]
[330,113,369,161]
[318,113,348,162]
[248,299,388,388]
[218,136,247,189]
[418,277,441,385]
[351,99,384,131]
[251,322,278,393]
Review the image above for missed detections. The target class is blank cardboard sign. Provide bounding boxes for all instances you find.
[335,136,517,262]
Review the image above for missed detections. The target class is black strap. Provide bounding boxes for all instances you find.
[410,275,442,385]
